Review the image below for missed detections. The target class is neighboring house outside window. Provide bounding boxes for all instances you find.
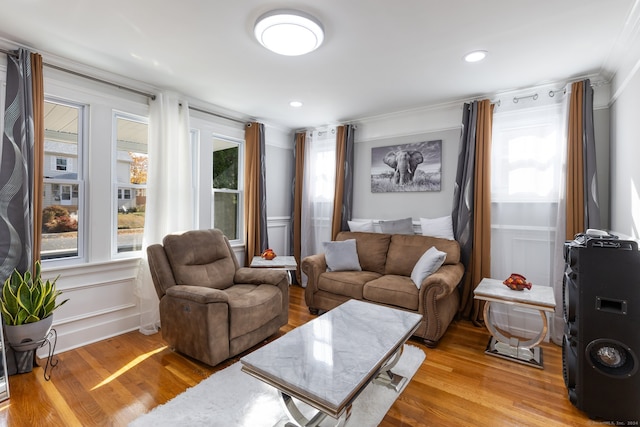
[114,113,148,254]
[42,99,84,260]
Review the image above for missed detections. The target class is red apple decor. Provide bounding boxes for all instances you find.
[261,248,276,260]
[503,273,532,291]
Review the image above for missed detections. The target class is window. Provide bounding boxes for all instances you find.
[491,103,565,289]
[42,100,85,260]
[114,113,148,253]
[212,137,241,240]
[55,157,68,171]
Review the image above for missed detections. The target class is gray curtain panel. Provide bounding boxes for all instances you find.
[0,48,35,278]
[582,79,601,229]
[257,123,269,252]
[339,124,355,232]
[451,102,478,272]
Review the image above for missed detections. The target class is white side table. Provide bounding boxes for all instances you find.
[250,256,297,284]
[474,278,556,369]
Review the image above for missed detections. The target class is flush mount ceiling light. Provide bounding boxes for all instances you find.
[464,50,488,63]
[289,100,303,108]
[254,10,324,56]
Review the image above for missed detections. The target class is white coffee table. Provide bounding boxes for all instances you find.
[474,278,556,369]
[240,299,422,426]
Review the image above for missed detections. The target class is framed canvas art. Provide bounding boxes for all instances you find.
[371,140,442,193]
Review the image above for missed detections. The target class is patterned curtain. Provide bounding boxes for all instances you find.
[244,122,269,265]
[331,124,355,239]
[0,48,42,279]
[452,99,494,324]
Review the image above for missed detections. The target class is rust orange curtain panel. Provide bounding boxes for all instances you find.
[31,52,45,267]
[331,125,355,240]
[565,79,601,239]
[244,122,269,266]
[454,99,493,324]
[566,82,585,239]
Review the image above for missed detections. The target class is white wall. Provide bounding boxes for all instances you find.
[611,69,640,238]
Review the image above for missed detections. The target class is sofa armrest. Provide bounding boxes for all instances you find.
[166,285,229,304]
[301,253,327,293]
[419,263,465,300]
[234,267,288,287]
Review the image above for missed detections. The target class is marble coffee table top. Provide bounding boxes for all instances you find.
[240,299,422,417]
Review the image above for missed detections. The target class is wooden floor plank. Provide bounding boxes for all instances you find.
[2,285,592,426]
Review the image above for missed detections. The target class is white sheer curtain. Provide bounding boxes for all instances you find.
[490,91,569,340]
[300,127,337,285]
[135,92,194,334]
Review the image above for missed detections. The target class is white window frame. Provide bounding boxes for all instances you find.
[112,111,149,257]
[41,97,87,264]
[211,134,244,244]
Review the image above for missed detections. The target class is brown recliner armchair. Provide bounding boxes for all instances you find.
[146,229,289,366]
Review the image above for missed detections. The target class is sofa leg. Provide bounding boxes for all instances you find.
[423,338,438,348]
[308,307,319,315]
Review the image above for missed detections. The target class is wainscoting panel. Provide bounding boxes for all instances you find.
[490,225,556,341]
[266,216,291,256]
[38,258,142,356]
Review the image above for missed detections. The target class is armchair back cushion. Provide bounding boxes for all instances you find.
[163,229,238,290]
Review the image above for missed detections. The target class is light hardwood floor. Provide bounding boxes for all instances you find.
[1,285,591,426]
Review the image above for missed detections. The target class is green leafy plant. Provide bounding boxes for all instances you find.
[0,261,68,326]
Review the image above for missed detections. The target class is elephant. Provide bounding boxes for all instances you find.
[383,150,424,185]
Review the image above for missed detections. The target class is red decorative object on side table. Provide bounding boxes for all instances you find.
[503,273,532,291]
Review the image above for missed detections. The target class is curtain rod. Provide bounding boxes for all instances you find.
[1,47,156,100]
[188,105,247,125]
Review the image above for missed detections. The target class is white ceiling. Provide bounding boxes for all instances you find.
[0,0,637,130]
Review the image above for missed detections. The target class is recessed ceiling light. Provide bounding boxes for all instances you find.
[254,10,324,56]
[289,101,303,108]
[464,50,487,63]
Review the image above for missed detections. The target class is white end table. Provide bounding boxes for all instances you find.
[250,255,297,284]
[474,278,556,369]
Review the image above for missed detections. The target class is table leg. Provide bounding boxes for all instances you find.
[373,345,408,392]
[482,301,549,369]
[279,392,348,427]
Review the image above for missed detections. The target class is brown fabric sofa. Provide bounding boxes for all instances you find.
[147,229,289,366]
[301,231,464,347]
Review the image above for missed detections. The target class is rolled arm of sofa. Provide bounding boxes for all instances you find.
[300,253,327,292]
[235,267,288,287]
[419,263,465,299]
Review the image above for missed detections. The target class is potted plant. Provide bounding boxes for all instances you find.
[0,261,68,373]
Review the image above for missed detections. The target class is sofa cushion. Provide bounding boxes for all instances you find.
[323,239,362,271]
[336,231,391,275]
[363,275,419,311]
[226,284,282,340]
[420,216,454,240]
[379,217,414,234]
[385,234,461,276]
[348,220,374,232]
[411,246,447,289]
[317,271,381,300]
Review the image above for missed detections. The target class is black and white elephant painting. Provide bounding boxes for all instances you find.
[383,150,424,185]
[370,140,442,193]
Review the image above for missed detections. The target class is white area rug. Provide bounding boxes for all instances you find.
[130,344,425,427]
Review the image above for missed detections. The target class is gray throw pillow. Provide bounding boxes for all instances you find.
[379,217,414,234]
[411,246,447,289]
[323,239,362,271]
